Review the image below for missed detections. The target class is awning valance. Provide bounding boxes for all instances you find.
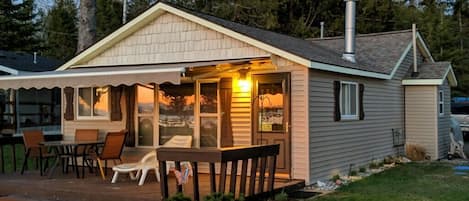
[0,65,184,89]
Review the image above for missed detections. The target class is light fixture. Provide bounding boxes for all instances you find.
[237,69,251,92]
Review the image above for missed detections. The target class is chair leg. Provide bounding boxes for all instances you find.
[138,169,148,186]
[111,171,119,183]
[104,160,108,176]
[21,149,30,175]
[155,169,160,182]
[97,159,106,180]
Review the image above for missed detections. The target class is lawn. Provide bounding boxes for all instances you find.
[312,162,469,201]
[0,144,34,173]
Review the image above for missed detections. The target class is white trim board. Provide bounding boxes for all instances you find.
[0,65,19,75]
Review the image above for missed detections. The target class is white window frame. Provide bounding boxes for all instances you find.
[339,81,359,120]
[75,86,110,120]
[439,90,444,116]
[195,79,221,148]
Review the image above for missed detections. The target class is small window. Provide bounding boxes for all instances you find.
[439,90,444,115]
[77,87,110,119]
[340,81,359,119]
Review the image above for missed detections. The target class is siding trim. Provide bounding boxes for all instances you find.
[434,87,439,159]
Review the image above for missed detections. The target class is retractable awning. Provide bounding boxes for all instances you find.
[0,65,184,89]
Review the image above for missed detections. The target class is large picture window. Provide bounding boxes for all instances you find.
[77,87,110,119]
[340,82,358,119]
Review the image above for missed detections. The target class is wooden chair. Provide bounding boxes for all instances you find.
[87,131,126,180]
[21,130,55,176]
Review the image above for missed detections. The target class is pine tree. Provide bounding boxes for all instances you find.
[128,0,153,21]
[0,0,42,51]
[43,0,78,60]
[96,0,122,39]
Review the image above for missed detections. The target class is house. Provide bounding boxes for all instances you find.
[0,1,457,184]
[0,50,63,135]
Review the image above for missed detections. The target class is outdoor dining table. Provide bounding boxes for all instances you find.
[40,140,104,179]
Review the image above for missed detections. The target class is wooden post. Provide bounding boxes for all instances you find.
[249,158,258,196]
[192,162,199,201]
[219,162,227,193]
[209,163,216,193]
[258,157,267,193]
[267,156,277,192]
[239,159,248,196]
[175,161,182,193]
[229,160,238,194]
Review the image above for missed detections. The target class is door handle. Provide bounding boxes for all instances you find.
[286,122,289,133]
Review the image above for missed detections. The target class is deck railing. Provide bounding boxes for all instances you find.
[156,144,280,201]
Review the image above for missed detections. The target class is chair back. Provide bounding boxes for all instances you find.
[100,131,126,160]
[23,130,45,149]
[161,135,192,148]
[75,129,99,141]
[140,150,157,164]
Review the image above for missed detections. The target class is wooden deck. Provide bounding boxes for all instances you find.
[0,170,304,201]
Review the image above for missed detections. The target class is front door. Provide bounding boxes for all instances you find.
[252,73,291,175]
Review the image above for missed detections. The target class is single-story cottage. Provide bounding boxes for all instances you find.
[0,1,457,183]
[0,50,62,135]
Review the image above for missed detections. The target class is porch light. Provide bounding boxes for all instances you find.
[237,69,251,92]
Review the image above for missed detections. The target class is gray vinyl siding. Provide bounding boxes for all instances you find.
[308,51,414,182]
[437,79,451,159]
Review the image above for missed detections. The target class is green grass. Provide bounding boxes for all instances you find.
[312,163,469,201]
[1,144,36,173]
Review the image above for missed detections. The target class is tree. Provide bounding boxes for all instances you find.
[96,0,122,39]
[77,0,97,53]
[128,0,153,21]
[43,0,78,60]
[0,0,42,51]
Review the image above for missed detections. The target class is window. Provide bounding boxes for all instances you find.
[340,82,358,119]
[439,90,444,115]
[77,87,110,119]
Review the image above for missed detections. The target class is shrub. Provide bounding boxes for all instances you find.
[167,193,191,201]
[331,174,341,182]
[359,167,366,173]
[406,144,426,161]
[274,191,288,201]
[349,170,358,176]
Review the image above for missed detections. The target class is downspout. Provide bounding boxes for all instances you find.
[342,0,357,63]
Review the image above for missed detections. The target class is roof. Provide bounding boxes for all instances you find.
[0,50,63,73]
[180,6,413,75]
[307,30,413,74]
[402,62,457,86]
[55,1,446,82]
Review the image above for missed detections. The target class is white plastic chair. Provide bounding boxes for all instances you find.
[111,150,158,186]
[111,135,192,186]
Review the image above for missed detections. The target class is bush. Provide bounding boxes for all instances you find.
[274,191,288,201]
[359,167,366,173]
[406,144,426,161]
[204,192,245,201]
[369,161,380,169]
[331,174,341,182]
[167,193,191,201]
[349,170,358,176]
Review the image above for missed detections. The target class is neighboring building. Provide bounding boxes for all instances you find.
[0,2,457,183]
[0,50,63,135]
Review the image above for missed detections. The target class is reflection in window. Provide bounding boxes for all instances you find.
[77,87,109,119]
[258,83,284,132]
[200,117,217,147]
[158,83,195,145]
[200,83,217,113]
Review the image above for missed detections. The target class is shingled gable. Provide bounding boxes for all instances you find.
[56,1,436,80]
[402,62,457,86]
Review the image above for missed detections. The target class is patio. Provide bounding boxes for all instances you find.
[0,170,304,201]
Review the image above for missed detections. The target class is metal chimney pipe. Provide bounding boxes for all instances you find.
[342,0,357,63]
[412,24,418,74]
[320,21,325,39]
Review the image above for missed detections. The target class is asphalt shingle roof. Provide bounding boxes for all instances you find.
[0,50,63,72]
[405,62,451,80]
[176,4,413,75]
